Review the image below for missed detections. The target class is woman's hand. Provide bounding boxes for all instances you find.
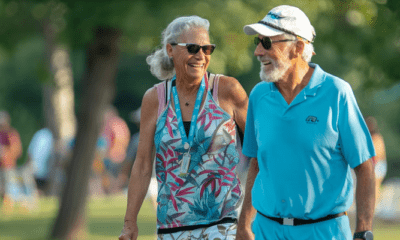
[118,220,139,240]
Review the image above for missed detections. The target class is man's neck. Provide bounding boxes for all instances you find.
[275,61,313,104]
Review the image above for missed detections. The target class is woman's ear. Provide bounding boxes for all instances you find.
[166,43,173,58]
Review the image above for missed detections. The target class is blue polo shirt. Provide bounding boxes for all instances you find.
[242,63,375,220]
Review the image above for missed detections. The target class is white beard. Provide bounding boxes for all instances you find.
[258,57,291,83]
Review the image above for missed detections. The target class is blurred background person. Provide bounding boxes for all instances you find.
[102,106,131,195]
[365,116,387,207]
[117,107,158,210]
[12,128,55,213]
[0,111,23,214]
[27,128,54,196]
[56,106,131,198]
[117,107,141,190]
[64,130,108,197]
[47,138,73,198]
[86,135,108,197]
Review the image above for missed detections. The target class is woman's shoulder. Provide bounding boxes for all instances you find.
[217,75,247,102]
[214,75,248,121]
[141,86,160,114]
[217,75,240,88]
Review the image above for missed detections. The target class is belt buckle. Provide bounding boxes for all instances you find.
[283,218,294,226]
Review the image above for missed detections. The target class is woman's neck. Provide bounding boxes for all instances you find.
[175,75,203,95]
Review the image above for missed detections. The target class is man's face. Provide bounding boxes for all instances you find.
[254,34,295,83]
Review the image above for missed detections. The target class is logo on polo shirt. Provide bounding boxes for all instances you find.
[306,116,319,124]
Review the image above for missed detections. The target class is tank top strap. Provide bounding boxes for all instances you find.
[212,74,222,104]
[208,73,215,91]
[155,80,171,118]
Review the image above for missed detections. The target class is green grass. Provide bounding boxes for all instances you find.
[373,223,400,240]
[0,195,399,240]
[348,213,400,240]
[0,195,157,240]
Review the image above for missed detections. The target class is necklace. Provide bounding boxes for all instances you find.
[181,94,191,106]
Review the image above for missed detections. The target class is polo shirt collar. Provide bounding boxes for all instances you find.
[304,63,325,96]
[270,62,325,96]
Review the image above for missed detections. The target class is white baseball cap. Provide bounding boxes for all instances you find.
[243,5,316,43]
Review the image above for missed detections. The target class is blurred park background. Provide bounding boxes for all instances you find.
[0,0,399,239]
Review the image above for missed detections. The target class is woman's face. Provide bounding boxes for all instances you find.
[168,28,211,81]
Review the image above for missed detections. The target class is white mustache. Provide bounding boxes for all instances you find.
[257,56,273,63]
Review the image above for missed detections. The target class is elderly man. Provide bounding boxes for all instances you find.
[237,5,375,240]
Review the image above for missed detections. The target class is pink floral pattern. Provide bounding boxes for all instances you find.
[154,91,243,230]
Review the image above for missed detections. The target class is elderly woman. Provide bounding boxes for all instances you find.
[119,15,248,240]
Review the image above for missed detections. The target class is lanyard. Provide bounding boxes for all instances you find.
[171,75,206,150]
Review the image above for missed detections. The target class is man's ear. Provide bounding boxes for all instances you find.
[295,40,305,58]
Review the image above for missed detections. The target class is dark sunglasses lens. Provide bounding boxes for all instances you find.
[202,45,215,55]
[186,44,201,54]
[254,37,272,50]
[261,37,272,50]
[254,37,260,46]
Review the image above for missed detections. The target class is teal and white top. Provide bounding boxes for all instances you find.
[154,73,243,230]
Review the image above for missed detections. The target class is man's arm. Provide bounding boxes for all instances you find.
[236,157,259,240]
[353,158,375,239]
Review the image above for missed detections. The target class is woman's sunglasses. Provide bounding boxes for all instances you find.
[171,43,216,55]
[254,37,296,50]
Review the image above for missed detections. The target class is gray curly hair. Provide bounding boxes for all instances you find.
[146,16,210,80]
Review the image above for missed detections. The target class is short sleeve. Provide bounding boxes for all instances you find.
[242,92,258,158]
[338,83,375,168]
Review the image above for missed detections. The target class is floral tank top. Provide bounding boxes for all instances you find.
[154,74,243,230]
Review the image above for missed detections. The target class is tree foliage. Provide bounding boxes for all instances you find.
[0,0,398,84]
[0,0,398,171]
[0,1,397,238]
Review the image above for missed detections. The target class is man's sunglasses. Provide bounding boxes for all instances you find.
[170,43,216,55]
[254,37,296,50]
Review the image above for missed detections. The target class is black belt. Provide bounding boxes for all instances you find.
[258,211,347,226]
[157,217,237,234]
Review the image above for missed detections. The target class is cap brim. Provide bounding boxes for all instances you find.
[243,23,284,37]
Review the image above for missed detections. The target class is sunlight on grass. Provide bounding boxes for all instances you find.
[87,194,157,239]
[1,194,399,240]
[0,194,157,240]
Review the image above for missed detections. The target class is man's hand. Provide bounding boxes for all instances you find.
[118,220,139,240]
[236,225,254,240]
[354,159,375,234]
